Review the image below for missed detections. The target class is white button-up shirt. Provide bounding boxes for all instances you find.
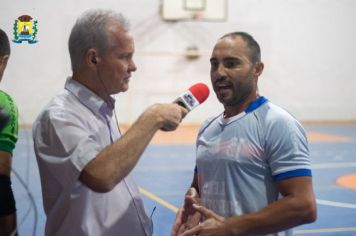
[33,78,152,236]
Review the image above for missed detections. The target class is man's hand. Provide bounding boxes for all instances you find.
[146,104,187,131]
[171,188,201,236]
[181,204,227,236]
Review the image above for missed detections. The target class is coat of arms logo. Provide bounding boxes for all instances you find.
[13,15,38,44]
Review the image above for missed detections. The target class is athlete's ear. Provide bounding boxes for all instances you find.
[254,62,264,78]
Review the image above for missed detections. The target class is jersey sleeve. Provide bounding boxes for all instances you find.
[264,111,311,181]
[0,91,19,155]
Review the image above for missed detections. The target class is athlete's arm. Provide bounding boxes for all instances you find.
[181,176,317,236]
[0,151,11,176]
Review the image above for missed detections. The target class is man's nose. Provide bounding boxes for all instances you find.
[216,63,227,76]
[212,64,227,82]
[129,59,137,72]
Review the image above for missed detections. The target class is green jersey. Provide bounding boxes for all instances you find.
[0,90,18,155]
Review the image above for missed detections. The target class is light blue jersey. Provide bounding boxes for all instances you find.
[196,97,311,236]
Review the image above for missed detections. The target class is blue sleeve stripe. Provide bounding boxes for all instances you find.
[274,169,312,181]
[194,165,198,173]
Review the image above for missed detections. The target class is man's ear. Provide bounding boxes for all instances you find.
[85,49,99,68]
[254,62,264,78]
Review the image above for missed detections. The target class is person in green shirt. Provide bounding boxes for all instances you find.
[0,28,19,236]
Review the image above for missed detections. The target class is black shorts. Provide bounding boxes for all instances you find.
[0,174,16,217]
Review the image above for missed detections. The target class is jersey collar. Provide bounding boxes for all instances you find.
[219,96,269,126]
[245,96,268,113]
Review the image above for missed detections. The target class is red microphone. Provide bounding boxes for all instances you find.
[174,83,210,112]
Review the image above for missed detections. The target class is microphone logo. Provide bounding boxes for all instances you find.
[174,83,210,112]
[183,93,197,108]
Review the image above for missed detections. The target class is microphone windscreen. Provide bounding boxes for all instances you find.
[174,83,210,112]
[188,83,210,104]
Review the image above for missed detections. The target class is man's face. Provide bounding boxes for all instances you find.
[210,36,258,107]
[97,24,136,95]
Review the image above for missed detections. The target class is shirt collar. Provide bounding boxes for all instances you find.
[64,77,116,118]
[219,96,269,126]
[245,96,268,113]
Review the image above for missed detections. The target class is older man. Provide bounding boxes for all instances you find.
[33,9,187,236]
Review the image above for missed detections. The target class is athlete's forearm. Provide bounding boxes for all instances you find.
[224,177,316,235]
[0,151,12,176]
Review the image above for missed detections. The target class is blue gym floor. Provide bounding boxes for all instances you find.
[11,124,356,236]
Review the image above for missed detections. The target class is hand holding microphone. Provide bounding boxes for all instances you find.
[160,83,210,131]
[174,83,210,113]
[144,83,210,132]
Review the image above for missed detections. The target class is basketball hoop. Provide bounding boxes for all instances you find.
[160,0,227,22]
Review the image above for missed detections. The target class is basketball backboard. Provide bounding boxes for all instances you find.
[160,0,227,21]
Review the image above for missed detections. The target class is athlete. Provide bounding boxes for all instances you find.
[172,32,317,236]
[0,28,19,236]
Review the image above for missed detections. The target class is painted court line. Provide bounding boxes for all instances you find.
[139,187,179,213]
[295,227,356,234]
[140,188,356,234]
[307,132,352,142]
[140,188,356,213]
[121,125,354,145]
[313,162,356,169]
[316,199,356,209]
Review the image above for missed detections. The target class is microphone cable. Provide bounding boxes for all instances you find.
[96,65,153,235]
[95,63,121,134]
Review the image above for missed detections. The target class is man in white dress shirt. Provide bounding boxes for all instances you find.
[33,9,187,236]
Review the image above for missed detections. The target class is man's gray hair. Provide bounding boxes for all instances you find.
[68,9,129,72]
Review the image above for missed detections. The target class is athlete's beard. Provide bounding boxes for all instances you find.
[221,76,255,107]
